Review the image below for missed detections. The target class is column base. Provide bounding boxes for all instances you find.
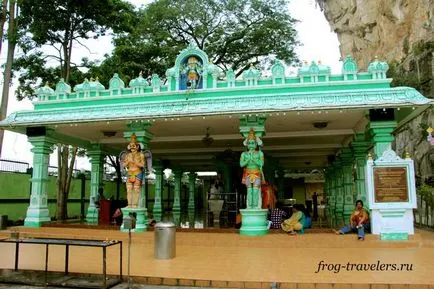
[85,206,99,225]
[239,209,269,236]
[371,209,414,241]
[172,211,181,226]
[24,207,51,227]
[121,208,148,232]
[380,232,408,240]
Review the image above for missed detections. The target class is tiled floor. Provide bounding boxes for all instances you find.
[0,227,433,286]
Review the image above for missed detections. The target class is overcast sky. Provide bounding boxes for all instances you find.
[0,0,341,169]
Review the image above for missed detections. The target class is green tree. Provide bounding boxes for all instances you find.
[13,0,136,220]
[92,0,299,85]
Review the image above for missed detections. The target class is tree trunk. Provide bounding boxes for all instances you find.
[107,155,122,200]
[0,0,8,55]
[0,0,16,158]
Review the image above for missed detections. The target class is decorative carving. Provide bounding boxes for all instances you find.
[151,74,161,92]
[375,146,403,162]
[109,73,125,90]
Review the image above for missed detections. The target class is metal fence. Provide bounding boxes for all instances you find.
[0,159,30,173]
[0,160,86,177]
[414,194,434,228]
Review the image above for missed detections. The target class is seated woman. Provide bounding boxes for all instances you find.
[334,200,369,240]
[281,204,305,235]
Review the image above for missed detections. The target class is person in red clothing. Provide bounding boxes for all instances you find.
[261,182,277,209]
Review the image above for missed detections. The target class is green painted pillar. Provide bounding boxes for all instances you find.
[324,168,331,224]
[172,168,182,213]
[327,167,336,227]
[351,133,369,208]
[367,121,397,158]
[277,168,285,200]
[86,145,104,225]
[188,172,196,210]
[153,159,163,221]
[124,121,153,209]
[24,136,55,227]
[340,147,355,225]
[239,115,269,236]
[222,164,231,194]
[239,115,266,138]
[216,160,232,194]
[333,159,344,227]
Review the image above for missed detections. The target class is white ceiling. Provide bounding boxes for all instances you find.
[49,108,368,172]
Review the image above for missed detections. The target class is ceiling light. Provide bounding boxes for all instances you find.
[313,121,328,129]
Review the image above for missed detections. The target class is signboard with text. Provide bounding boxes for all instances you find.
[366,148,417,237]
[373,167,409,202]
[366,148,417,210]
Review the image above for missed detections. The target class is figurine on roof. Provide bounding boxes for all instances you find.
[180,55,203,89]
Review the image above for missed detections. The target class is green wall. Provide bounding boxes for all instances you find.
[0,172,198,221]
[0,172,127,221]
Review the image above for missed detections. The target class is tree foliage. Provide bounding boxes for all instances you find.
[13,0,137,100]
[91,0,300,86]
[10,0,136,220]
[388,41,433,99]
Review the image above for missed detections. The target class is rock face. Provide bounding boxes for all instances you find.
[318,0,434,181]
[319,0,433,69]
[394,109,434,182]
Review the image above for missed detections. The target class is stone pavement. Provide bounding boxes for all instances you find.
[0,284,228,289]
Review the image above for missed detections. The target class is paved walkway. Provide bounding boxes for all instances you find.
[0,284,224,289]
[1,227,433,287]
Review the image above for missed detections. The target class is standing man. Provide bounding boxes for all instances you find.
[312,192,318,221]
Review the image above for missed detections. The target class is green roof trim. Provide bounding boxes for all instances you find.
[1,87,431,128]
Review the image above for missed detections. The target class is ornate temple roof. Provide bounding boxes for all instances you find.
[0,45,432,129]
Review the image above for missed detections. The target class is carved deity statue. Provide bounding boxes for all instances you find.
[240,128,265,209]
[181,56,202,89]
[121,134,145,208]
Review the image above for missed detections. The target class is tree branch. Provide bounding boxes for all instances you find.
[214,17,265,65]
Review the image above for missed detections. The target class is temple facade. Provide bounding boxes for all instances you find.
[1,44,432,235]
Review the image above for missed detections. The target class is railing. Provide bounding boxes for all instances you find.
[0,159,30,173]
[414,194,434,228]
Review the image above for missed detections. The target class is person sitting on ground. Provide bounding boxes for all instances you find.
[112,208,123,225]
[269,202,287,229]
[281,204,304,235]
[334,200,369,240]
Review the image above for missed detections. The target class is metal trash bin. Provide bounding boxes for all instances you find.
[154,222,176,259]
[0,215,7,230]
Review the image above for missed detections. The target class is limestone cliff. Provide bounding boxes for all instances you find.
[318,0,433,70]
[317,0,434,182]
[394,108,434,182]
